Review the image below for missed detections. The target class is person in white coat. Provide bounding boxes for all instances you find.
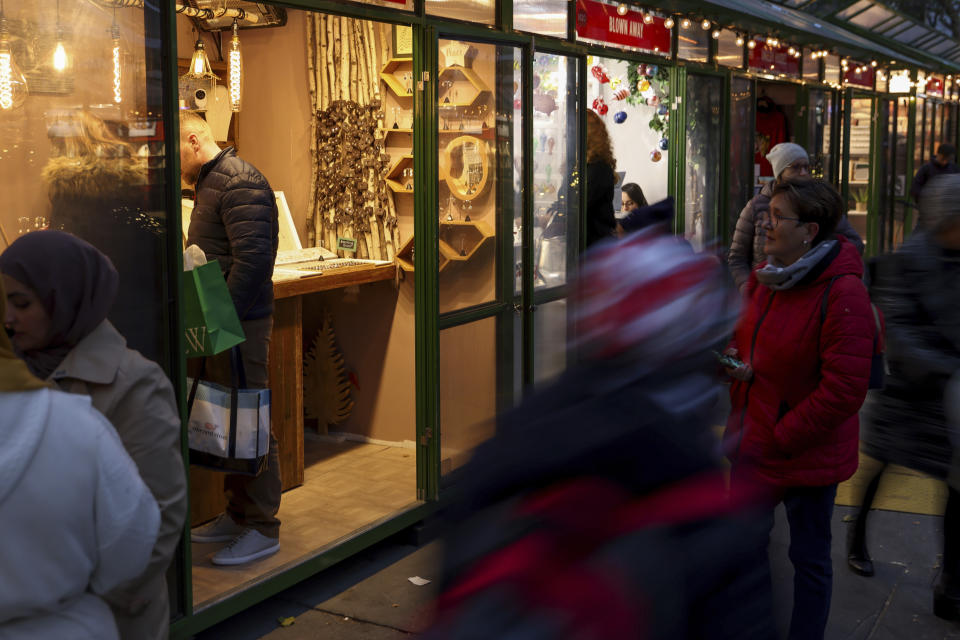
[0,276,160,639]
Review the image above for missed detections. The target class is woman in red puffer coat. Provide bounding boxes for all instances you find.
[722,179,875,640]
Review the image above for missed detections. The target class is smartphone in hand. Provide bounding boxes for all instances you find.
[713,350,745,370]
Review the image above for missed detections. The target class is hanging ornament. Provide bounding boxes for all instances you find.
[590,64,610,84]
[637,63,647,76]
[610,76,622,90]
[650,149,662,162]
[637,79,651,93]
[657,104,669,116]
[613,110,628,124]
[658,138,669,150]
[646,65,658,77]
[645,95,660,106]
[513,97,522,110]
[591,97,608,115]
[612,87,630,101]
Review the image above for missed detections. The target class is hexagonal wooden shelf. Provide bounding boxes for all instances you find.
[380,58,414,99]
[396,234,451,273]
[438,219,494,262]
[385,154,415,193]
[438,66,490,108]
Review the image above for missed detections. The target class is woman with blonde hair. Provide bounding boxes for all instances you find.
[585,110,617,247]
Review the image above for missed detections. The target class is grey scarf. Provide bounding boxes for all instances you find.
[755,239,837,291]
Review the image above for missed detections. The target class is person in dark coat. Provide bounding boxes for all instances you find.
[426,229,776,639]
[727,144,863,292]
[847,174,960,621]
[723,178,875,640]
[180,111,282,567]
[910,143,959,202]
[585,110,617,247]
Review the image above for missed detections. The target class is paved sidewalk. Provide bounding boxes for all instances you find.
[196,506,960,639]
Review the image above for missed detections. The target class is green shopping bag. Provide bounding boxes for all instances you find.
[182,262,246,358]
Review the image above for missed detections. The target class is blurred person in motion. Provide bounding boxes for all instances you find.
[910,143,958,202]
[728,143,862,292]
[944,372,960,620]
[0,274,159,639]
[1,231,186,640]
[723,179,875,640]
[425,228,776,639]
[847,175,960,621]
[585,109,617,247]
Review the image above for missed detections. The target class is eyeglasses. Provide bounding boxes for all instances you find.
[761,211,802,229]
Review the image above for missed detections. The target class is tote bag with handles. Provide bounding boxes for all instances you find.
[187,348,270,475]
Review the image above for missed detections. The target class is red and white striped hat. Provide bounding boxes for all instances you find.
[572,228,740,366]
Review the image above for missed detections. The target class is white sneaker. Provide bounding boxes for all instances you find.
[191,513,244,543]
[211,529,280,566]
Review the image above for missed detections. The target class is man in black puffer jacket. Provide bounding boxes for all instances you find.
[180,111,283,566]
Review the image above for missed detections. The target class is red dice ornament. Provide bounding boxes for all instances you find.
[590,64,610,84]
[591,97,608,115]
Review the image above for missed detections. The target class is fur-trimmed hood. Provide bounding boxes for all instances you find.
[42,155,147,202]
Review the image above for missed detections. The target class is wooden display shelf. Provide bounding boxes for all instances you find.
[396,234,451,273]
[439,219,494,262]
[385,154,415,193]
[438,65,490,109]
[381,58,414,99]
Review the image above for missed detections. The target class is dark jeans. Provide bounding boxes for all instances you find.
[206,315,282,539]
[944,486,960,586]
[766,484,838,640]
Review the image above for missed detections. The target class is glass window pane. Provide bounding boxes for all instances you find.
[914,97,926,182]
[677,19,709,62]
[0,0,178,615]
[427,0,494,25]
[717,30,743,68]
[824,54,841,86]
[728,77,755,242]
[876,68,888,93]
[347,0,414,9]
[848,98,873,249]
[685,74,724,251]
[803,49,820,82]
[514,0,567,38]
[590,56,670,225]
[808,90,834,183]
[438,40,517,313]
[532,52,579,292]
[888,69,911,93]
[440,317,499,475]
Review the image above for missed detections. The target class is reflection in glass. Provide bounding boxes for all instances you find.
[716,30,743,68]
[848,98,873,249]
[728,77,754,242]
[438,40,517,314]
[808,90,833,183]
[685,74,723,251]
[531,52,578,292]
[514,0,567,38]
[427,0,494,25]
[803,49,820,82]
[677,21,708,62]
[533,298,567,387]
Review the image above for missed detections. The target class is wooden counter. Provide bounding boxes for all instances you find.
[190,262,397,526]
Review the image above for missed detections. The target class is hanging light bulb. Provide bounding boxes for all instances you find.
[663,16,674,29]
[711,29,720,39]
[736,34,744,46]
[190,37,212,76]
[228,19,242,112]
[747,38,757,49]
[52,0,68,73]
[870,60,877,68]
[111,12,121,104]
[680,18,692,30]
[701,18,712,30]
[617,3,628,16]
[643,13,654,24]
[0,2,27,111]
[181,32,219,112]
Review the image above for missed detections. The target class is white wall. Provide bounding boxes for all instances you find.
[589,57,670,209]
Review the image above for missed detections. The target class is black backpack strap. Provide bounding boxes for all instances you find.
[820,275,841,324]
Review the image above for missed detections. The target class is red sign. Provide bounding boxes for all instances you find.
[926,76,944,96]
[747,40,800,77]
[576,0,671,55]
[843,62,875,88]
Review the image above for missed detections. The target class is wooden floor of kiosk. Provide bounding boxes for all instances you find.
[191,436,417,609]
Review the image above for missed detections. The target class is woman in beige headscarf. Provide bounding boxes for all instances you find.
[0,274,159,640]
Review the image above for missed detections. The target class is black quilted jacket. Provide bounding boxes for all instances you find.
[187,148,279,321]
